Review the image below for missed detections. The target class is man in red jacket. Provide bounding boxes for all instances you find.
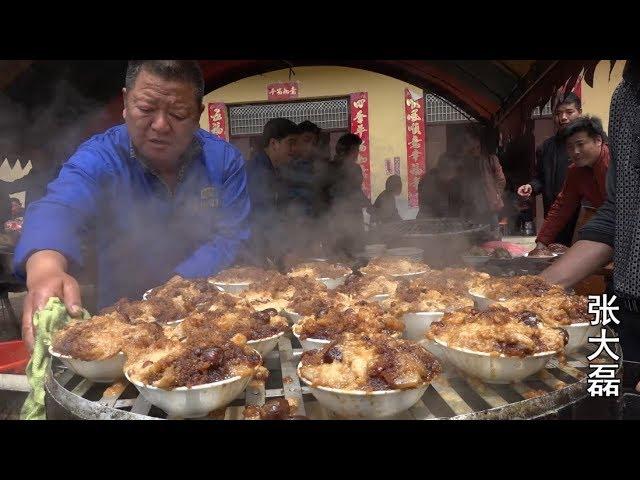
[531,116,610,253]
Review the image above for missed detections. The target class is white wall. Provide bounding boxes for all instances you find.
[0,157,32,205]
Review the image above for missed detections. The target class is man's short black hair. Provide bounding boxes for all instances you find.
[262,118,300,148]
[125,60,204,105]
[335,133,362,157]
[555,92,582,112]
[560,115,608,143]
[298,120,321,136]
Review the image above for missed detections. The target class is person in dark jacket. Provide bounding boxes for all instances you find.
[417,153,463,218]
[372,175,402,224]
[324,133,371,257]
[0,180,25,225]
[245,118,300,267]
[457,125,506,225]
[279,120,321,218]
[518,92,582,245]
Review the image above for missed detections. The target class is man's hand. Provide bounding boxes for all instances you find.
[517,184,533,199]
[21,250,82,352]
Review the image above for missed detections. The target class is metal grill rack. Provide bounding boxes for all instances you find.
[44,330,616,420]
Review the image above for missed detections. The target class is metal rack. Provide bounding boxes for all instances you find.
[44,330,614,420]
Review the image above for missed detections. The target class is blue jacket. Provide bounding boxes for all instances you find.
[13,124,250,309]
[245,151,290,263]
[279,157,316,216]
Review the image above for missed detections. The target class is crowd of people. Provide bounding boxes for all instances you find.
[412,91,604,250]
[10,59,640,364]
[244,117,376,267]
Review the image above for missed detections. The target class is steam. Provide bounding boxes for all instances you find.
[1,74,114,172]
[0,93,28,159]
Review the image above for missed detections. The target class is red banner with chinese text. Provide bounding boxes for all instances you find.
[404,89,426,207]
[267,82,299,101]
[207,103,228,141]
[349,92,371,200]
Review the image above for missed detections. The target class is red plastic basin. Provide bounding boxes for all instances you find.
[0,340,30,374]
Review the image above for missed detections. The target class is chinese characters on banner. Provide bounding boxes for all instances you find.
[267,82,299,101]
[349,92,371,199]
[207,103,228,141]
[405,89,426,208]
[587,294,621,397]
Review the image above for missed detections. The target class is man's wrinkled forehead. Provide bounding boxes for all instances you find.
[129,69,197,106]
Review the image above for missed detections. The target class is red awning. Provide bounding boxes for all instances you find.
[0,59,614,156]
[199,59,607,136]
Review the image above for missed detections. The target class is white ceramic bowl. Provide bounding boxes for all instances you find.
[282,309,302,325]
[564,322,600,354]
[246,331,286,356]
[468,289,502,311]
[165,318,185,326]
[292,325,331,352]
[318,274,349,289]
[432,337,556,384]
[168,322,283,356]
[49,346,126,383]
[292,325,402,352]
[208,281,252,294]
[417,338,447,361]
[401,312,444,341]
[125,367,256,418]
[297,363,429,418]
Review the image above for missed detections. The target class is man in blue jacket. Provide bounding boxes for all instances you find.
[14,60,250,350]
[245,117,299,268]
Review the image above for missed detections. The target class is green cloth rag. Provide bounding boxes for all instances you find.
[20,297,90,420]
